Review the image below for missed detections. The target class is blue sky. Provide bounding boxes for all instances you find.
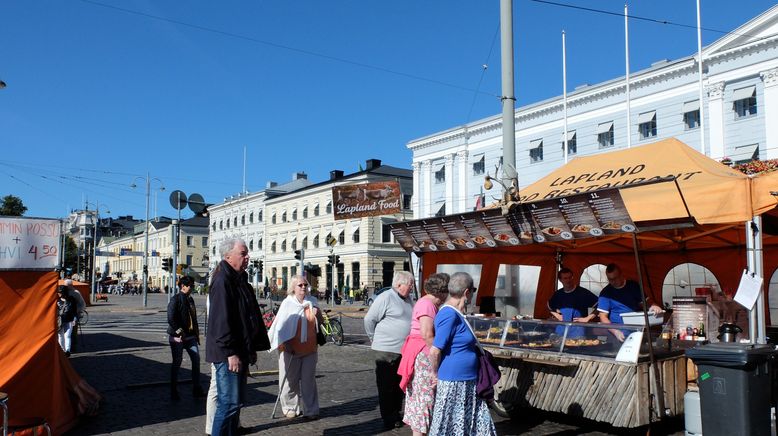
[1,0,775,219]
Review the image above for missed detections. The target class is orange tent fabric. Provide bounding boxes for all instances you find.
[519,138,764,225]
[0,271,100,435]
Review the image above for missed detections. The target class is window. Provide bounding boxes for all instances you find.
[281,212,287,223]
[314,204,320,216]
[212,246,216,255]
[403,194,412,210]
[249,240,254,250]
[258,211,263,222]
[233,217,238,227]
[338,232,345,245]
[186,236,193,247]
[732,143,759,164]
[271,213,276,224]
[733,86,757,118]
[212,222,216,231]
[529,139,543,163]
[434,165,445,183]
[302,237,308,249]
[662,263,721,306]
[249,212,254,223]
[202,236,208,247]
[281,240,287,252]
[472,154,485,175]
[291,239,297,250]
[326,202,332,214]
[352,262,360,290]
[353,228,360,243]
[258,238,263,250]
[241,215,245,225]
[302,207,308,219]
[226,219,230,229]
[683,100,700,130]
[597,122,614,148]
[382,224,393,243]
[561,131,576,155]
[271,242,276,253]
[186,255,192,266]
[292,210,297,221]
[434,202,446,217]
[313,235,320,248]
[638,111,657,139]
[219,220,223,230]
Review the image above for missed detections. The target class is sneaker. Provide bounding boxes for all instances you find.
[284,411,297,419]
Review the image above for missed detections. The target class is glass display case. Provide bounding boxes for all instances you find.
[467,315,649,359]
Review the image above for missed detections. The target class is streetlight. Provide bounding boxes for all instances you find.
[0,80,6,89]
[131,173,165,307]
[84,201,109,303]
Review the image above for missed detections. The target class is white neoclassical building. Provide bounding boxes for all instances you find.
[409,5,778,219]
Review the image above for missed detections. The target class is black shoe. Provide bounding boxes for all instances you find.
[192,388,206,398]
[394,420,404,428]
[65,351,71,357]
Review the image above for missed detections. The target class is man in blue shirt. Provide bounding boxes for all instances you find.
[548,267,598,337]
[596,263,662,341]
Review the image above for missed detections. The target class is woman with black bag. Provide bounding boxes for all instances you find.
[167,276,206,401]
[428,272,496,436]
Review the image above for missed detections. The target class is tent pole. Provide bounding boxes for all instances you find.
[746,217,767,344]
[631,232,666,421]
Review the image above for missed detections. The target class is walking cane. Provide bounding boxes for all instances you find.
[270,353,296,419]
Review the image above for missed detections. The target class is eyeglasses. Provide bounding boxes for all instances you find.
[297,283,308,287]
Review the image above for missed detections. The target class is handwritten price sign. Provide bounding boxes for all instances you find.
[0,217,61,270]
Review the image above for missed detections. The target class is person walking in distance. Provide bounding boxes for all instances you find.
[167,275,206,401]
[364,271,414,429]
[207,238,270,436]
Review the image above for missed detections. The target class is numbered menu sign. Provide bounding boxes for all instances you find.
[526,201,573,243]
[0,217,61,270]
[557,194,604,238]
[587,190,636,234]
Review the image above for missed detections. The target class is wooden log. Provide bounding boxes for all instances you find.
[674,356,687,415]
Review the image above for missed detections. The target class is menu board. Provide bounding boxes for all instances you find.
[587,190,636,234]
[557,194,604,237]
[391,187,635,253]
[672,296,709,340]
[526,201,573,242]
[0,217,61,270]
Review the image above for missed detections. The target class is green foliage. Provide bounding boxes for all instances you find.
[0,195,27,216]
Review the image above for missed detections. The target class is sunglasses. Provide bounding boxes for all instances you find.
[297,283,308,287]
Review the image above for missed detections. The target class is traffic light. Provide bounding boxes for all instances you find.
[294,250,302,261]
[162,257,172,271]
[333,255,341,265]
[306,264,321,277]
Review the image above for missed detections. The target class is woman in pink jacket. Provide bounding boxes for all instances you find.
[398,273,449,436]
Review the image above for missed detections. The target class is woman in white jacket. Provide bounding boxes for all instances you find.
[267,275,323,419]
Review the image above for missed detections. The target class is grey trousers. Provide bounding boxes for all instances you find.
[278,351,319,417]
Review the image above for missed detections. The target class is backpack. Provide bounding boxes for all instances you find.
[59,296,76,323]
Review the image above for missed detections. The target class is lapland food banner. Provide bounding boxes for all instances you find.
[331,181,401,220]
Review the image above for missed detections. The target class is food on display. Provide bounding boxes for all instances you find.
[542,226,563,236]
[564,338,602,347]
[602,221,622,230]
[571,224,592,233]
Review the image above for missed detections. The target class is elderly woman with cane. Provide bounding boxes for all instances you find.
[267,275,323,420]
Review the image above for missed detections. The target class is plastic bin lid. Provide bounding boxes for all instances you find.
[686,343,776,366]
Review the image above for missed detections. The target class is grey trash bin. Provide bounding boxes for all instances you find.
[686,343,775,436]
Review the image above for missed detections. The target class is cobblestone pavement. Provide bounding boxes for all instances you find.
[63,294,685,435]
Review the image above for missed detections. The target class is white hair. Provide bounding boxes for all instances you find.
[219,238,246,258]
[392,271,414,289]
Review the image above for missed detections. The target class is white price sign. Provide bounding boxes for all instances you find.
[0,217,61,270]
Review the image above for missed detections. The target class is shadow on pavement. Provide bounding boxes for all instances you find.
[73,332,161,354]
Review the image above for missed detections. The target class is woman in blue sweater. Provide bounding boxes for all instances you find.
[428,272,495,436]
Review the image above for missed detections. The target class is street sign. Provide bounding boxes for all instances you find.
[169,190,187,210]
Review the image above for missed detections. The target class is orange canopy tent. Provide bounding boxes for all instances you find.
[57,278,91,307]
[0,271,100,435]
[417,138,778,334]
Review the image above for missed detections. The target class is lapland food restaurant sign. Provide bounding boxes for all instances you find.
[331,181,401,220]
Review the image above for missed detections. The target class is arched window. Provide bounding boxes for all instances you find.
[219,220,223,230]
[662,263,721,306]
[241,215,245,225]
[226,219,230,229]
[249,240,254,250]
[258,211,263,222]
[302,237,308,249]
[249,212,254,224]
[353,229,360,243]
[271,213,276,224]
[271,242,277,253]
[313,235,320,248]
[212,246,216,255]
[281,240,287,252]
[302,207,308,219]
[258,239,263,250]
[314,205,320,216]
[579,264,608,296]
[233,217,238,227]
[212,222,216,231]
[282,212,287,223]
[338,232,345,245]
[326,202,332,214]
[291,239,297,250]
[292,210,298,221]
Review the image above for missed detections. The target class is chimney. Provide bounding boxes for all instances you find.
[365,159,382,170]
[292,172,308,181]
[266,181,278,188]
[330,170,344,180]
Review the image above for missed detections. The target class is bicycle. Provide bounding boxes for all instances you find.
[259,302,277,329]
[77,310,89,326]
[320,309,344,346]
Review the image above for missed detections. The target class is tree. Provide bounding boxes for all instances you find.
[0,195,27,216]
[63,236,79,275]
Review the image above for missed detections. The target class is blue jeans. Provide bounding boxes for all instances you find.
[169,336,201,392]
[211,361,247,436]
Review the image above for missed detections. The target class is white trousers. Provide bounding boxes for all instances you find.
[278,351,319,416]
[58,321,73,352]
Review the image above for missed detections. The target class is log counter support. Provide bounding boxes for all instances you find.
[489,348,687,428]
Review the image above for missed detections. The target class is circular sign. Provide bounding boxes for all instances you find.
[169,190,188,210]
[188,193,205,214]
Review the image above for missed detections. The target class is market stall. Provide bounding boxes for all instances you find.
[391,138,778,427]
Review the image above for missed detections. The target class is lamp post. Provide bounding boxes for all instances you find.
[132,173,165,307]
[84,201,109,303]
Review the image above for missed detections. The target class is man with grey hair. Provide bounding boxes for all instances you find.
[364,270,414,429]
[447,272,474,299]
[63,278,86,351]
[207,238,270,435]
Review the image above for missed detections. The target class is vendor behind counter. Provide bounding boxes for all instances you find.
[547,267,598,337]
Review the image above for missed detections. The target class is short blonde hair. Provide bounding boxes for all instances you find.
[287,275,309,296]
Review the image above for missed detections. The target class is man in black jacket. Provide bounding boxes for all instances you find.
[167,275,205,400]
[207,238,270,436]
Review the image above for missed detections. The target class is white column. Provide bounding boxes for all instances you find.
[706,82,726,159]
[421,161,432,218]
[457,150,468,213]
[760,68,778,159]
[444,154,455,214]
[411,162,421,219]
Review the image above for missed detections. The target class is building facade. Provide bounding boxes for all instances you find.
[408,5,778,219]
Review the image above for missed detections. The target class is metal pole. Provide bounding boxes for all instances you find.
[91,205,98,303]
[299,248,305,278]
[562,30,569,164]
[696,0,706,155]
[172,218,179,303]
[499,0,516,187]
[625,3,632,148]
[746,217,766,343]
[142,172,150,308]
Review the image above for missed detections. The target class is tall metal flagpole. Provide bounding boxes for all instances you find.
[625,3,632,148]
[696,0,706,154]
[562,30,569,164]
[142,172,151,308]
